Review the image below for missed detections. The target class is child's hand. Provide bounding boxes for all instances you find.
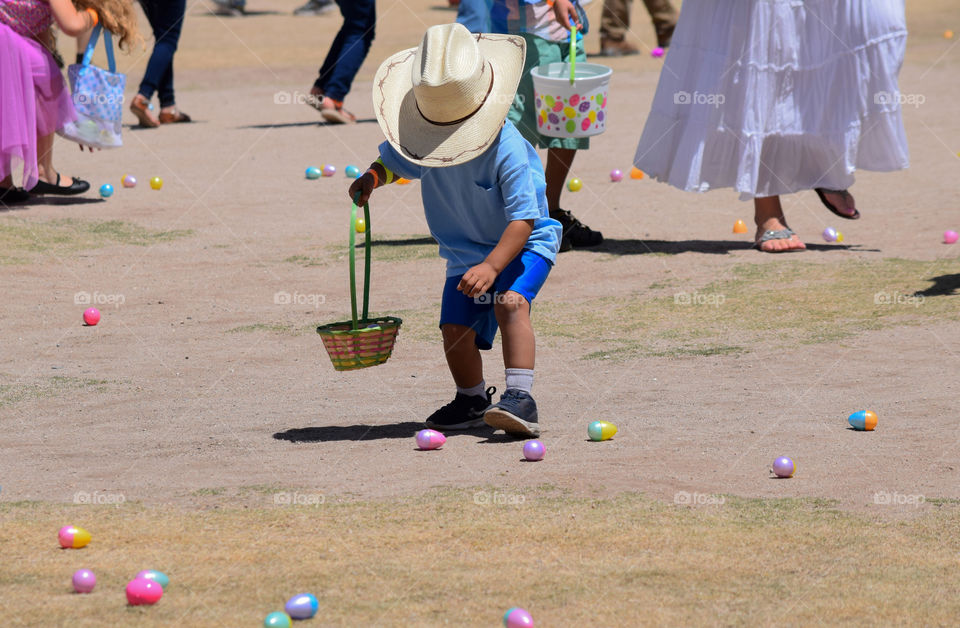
[348,172,375,205]
[458,262,498,299]
[552,0,581,31]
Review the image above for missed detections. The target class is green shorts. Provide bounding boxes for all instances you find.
[509,33,590,151]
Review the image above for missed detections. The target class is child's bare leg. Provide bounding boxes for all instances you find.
[441,323,483,388]
[36,133,55,184]
[494,291,534,370]
[544,147,575,212]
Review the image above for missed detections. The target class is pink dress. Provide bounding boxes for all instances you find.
[0,0,77,190]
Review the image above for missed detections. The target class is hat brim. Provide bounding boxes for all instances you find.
[373,33,526,167]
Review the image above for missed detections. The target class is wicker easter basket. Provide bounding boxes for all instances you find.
[317,199,402,371]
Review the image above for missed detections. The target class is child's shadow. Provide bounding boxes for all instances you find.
[273,422,490,442]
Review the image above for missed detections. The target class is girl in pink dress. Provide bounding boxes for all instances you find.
[0,0,138,204]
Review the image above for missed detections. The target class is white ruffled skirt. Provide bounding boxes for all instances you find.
[634,0,909,200]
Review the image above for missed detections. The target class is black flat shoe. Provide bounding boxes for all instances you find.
[0,186,30,204]
[29,173,90,196]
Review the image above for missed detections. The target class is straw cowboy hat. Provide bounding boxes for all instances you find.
[373,23,525,167]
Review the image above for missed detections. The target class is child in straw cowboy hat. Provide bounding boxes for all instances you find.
[349,23,562,438]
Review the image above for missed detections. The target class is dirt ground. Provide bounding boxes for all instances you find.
[1,0,959,513]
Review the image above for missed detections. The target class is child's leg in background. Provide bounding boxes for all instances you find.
[441,324,484,389]
[544,147,575,214]
[313,0,375,102]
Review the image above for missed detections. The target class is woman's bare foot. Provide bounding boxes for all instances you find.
[753,195,806,253]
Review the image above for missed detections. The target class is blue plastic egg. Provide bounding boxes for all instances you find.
[305,167,322,180]
[136,569,169,589]
[285,593,318,619]
[264,611,293,627]
[99,184,114,198]
[345,165,360,178]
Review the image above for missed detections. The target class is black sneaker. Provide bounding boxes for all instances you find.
[425,386,495,430]
[550,208,603,250]
[484,389,540,437]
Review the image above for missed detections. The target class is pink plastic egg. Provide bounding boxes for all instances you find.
[72,569,96,593]
[503,607,534,627]
[610,169,623,182]
[126,578,163,605]
[416,429,446,450]
[522,440,545,461]
[83,308,100,326]
[121,175,137,188]
[322,165,336,177]
[944,230,958,244]
[651,47,665,58]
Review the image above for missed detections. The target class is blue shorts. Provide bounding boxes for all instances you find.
[439,250,552,350]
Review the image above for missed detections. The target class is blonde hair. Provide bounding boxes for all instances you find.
[73,0,141,51]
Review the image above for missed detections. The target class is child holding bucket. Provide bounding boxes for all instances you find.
[490,0,602,252]
[348,23,562,438]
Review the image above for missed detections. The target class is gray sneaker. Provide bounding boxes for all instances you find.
[484,389,540,437]
[294,0,335,15]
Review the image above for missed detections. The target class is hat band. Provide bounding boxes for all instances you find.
[416,66,495,127]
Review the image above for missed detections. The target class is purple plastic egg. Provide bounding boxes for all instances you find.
[610,169,623,182]
[322,164,336,177]
[416,429,446,450]
[522,440,545,461]
[651,47,665,58]
[822,227,838,242]
[72,569,96,593]
[772,456,795,478]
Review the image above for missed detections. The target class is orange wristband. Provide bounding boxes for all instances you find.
[366,169,379,188]
[86,7,98,27]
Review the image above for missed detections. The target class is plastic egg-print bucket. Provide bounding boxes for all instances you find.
[531,62,612,138]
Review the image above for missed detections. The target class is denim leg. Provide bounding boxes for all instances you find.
[456,0,492,33]
[137,0,186,107]
[314,0,375,101]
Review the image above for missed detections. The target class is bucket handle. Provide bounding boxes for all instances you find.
[348,193,372,331]
[569,25,577,84]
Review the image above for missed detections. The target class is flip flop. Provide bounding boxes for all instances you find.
[753,228,804,252]
[29,173,90,196]
[815,188,860,220]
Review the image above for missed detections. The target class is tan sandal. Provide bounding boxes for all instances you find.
[159,109,192,124]
[319,96,356,124]
[130,94,159,128]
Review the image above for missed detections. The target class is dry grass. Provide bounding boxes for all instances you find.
[1,492,959,626]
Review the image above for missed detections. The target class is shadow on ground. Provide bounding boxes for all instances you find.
[589,238,872,255]
[274,422,492,442]
[915,273,960,297]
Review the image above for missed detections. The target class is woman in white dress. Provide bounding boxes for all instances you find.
[633,0,909,252]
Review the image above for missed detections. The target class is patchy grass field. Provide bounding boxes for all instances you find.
[1,492,959,626]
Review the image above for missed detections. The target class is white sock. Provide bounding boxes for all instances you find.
[457,380,486,398]
[504,368,534,394]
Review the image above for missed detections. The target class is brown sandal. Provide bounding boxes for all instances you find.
[319,97,356,124]
[130,94,159,128]
[159,109,192,124]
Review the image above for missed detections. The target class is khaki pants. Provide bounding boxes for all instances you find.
[600,0,677,42]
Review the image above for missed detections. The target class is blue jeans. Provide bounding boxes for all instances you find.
[137,0,186,107]
[313,0,375,102]
[456,0,492,33]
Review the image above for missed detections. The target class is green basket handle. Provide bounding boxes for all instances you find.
[569,25,577,85]
[349,194,372,331]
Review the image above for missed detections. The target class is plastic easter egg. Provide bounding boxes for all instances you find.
[72,569,96,593]
[99,183,113,198]
[772,456,795,478]
[396,177,411,185]
[149,176,163,190]
[630,167,644,180]
[322,164,336,177]
[733,219,748,234]
[136,570,170,589]
[503,607,534,627]
[822,227,838,242]
[264,611,293,628]
[944,230,958,244]
[121,174,137,188]
[126,578,163,605]
[416,429,446,450]
[587,421,617,441]
[305,167,321,179]
[83,308,100,326]
[610,169,623,182]
[345,165,360,178]
[848,410,878,431]
[651,47,665,58]
[285,593,319,620]
[567,178,582,192]
[945,30,954,39]
[835,232,844,243]
[522,440,545,461]
[355,217,366,233]
[58,525,91,548]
